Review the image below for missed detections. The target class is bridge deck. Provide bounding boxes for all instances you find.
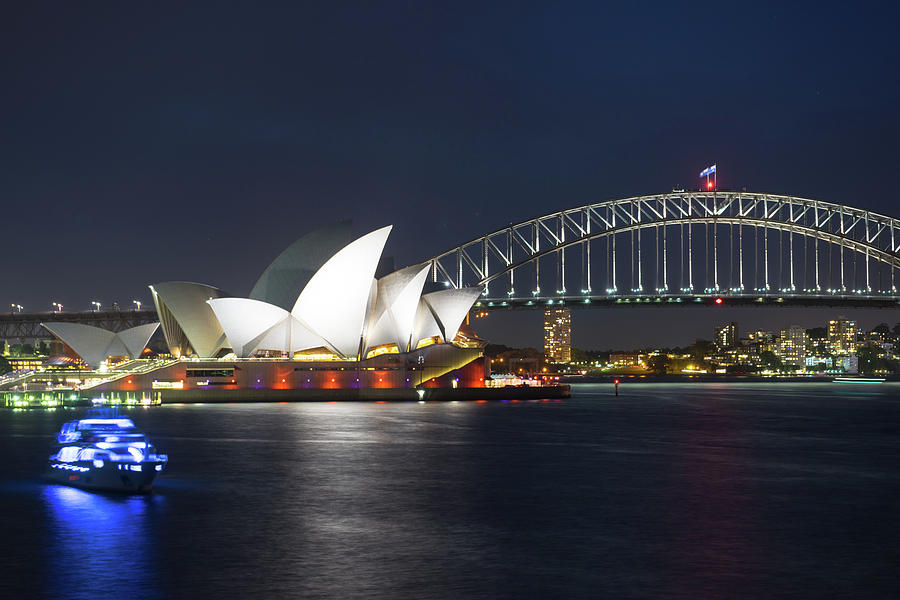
[476,293,900,311]
[0,309,158,340]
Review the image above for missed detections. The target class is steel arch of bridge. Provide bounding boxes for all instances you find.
[427,191,900,308]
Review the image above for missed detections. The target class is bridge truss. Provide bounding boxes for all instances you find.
[428,191,900,309]
[0,309,158,342]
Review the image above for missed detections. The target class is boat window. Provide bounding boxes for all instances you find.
[58,447,80,462]
[77,419,135,431]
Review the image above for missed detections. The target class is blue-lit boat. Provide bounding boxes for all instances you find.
[47,416,167,493]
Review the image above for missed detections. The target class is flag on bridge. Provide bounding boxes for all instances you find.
[700,164,717,189]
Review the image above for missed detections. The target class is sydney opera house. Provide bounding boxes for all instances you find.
[37,223,488,401]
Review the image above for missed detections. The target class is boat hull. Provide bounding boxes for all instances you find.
[47,459,164,493]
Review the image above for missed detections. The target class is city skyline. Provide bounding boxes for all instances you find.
[476,306,900,351]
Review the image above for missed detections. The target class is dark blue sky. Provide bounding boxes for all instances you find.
[3,2,899,347]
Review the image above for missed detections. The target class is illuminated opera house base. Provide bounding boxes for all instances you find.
[12,222,569,404]
[88,344,495,403]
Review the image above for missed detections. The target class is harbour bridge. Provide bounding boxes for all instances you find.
[426,191,900,310]
[0,309,158,343]
[4,190,900,345]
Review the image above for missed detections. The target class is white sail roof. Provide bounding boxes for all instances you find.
[364,264,430,353]
[249,220,354,311]
[149,282,228,358]
[117,323,160,358]
[421,287,484,342]
[291,225,392,358]
[411,298,443,347]
[41,322,160,367]
[208,298,330,357]
[149,224,483,362]
[208,298,290,357]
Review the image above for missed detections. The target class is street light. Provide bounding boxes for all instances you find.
[91,301,101,312]
[132,300,142,311]
[10,304,23,313]
[52,302,63,312]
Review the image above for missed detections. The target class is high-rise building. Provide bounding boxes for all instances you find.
[828,316,857,355]
[715,322,738,349]
[777,326,808,368]
[543,307,571,363]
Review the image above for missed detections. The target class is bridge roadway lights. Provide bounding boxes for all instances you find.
[472,294,900,311]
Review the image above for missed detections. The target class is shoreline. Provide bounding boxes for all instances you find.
[562,374,896,384]
[2,385,572,408]
[154,385,571,403]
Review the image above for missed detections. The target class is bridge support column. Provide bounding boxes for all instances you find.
[739,224,744,290]
[815,235,820,291]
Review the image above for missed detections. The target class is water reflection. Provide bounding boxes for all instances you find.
[41,485,164,600]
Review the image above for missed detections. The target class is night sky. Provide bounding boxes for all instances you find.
[3,2,899,348]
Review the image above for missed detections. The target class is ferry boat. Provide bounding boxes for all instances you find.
[832,377,886,384]
[47,415,167,493]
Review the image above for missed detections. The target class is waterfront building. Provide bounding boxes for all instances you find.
[715,322,738,350]
[777,326,808,368]
[747,330,776,353]
[543,308,571,363]
[807,329,829,356]
[509,357,541,375]
[21,224,489,399]
[861,331,893,358]
[609,352,646,368]
[805,356,832,369]
[717,346,753,367]
[828,316,858,355]
[835,355,859,374]
[6,356,44,370]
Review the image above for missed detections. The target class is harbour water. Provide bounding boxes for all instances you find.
[1,383,899,599]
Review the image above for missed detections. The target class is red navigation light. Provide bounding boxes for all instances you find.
[707,179,714,189]
[613,378,620,385]
[714,297,723,305]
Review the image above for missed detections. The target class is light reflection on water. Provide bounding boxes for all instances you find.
[41,485,164,600]
[1,385,898,599]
